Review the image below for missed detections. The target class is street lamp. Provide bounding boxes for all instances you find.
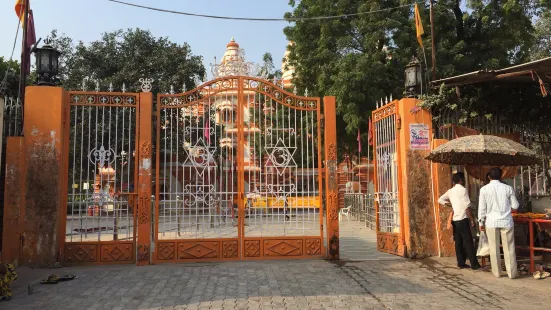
[34,38,61,86]
[404,56,422,97]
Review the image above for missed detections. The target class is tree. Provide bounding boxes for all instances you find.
[284,0,414,152]
[259,52,282,81]
[431,0,548,76]
[48,28,206,94]
[0,57,20,96]
[283,1,551,154]
[531,10,551,60]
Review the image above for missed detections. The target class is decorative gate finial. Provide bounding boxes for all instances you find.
[81,77,89,91]
[139,78,154,92]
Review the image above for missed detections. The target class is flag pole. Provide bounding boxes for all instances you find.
[18,0,29,115]
[429,0,437,81]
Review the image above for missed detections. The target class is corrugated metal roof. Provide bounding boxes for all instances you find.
[431,57,551,87]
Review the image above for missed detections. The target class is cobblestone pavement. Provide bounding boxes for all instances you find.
[5,258,551,310]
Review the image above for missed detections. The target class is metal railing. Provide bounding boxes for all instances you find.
[2,95,23,138]
[343,193,376,230]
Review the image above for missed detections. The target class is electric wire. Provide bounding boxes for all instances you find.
[107,0,420,22]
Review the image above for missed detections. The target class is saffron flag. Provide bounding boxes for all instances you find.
[368,117,373,146]
[357,128,362,153]
[15,0,27,24]
[414,3,424,48]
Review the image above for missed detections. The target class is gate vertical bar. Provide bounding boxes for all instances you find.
[324,96,338,259]
[237,77,245,259]
[59,90,70,263]
[137,91,153,265]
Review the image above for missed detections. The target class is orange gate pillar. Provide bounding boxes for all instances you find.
[137,92,153,265]
[21,86,66,267]
[396,98,439,258]
[1,137,25,265]
[324,96,339,259]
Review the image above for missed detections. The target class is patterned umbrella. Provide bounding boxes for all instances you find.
[425,134,539,166]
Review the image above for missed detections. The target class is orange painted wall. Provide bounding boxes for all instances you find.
[431,139,455,257]
[397,98,438,257]
[1,137,25,265]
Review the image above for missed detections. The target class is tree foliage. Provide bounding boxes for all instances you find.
[259,52,282,81]
[48,28,206,94]
[0,57,21,96]
[283,0,551,152]
[531,10,551,60]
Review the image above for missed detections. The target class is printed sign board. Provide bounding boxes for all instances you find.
[409,123,430,150]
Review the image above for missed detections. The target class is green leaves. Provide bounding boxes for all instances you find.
[284,0,551,153]
[47,28,205,94]
[0,57,20,96]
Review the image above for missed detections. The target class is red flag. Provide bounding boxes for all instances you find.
[368,117,373,146]
[357,128,362,153]
[24,10,37,74]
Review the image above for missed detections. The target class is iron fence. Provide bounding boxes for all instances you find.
[2,95,22,137]
[344,193,376,230]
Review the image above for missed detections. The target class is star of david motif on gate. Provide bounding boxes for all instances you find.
[265,138,297,176]
[182,138,217,177]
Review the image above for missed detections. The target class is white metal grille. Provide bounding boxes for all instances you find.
[374,113,400,233]
[157,82,238,240]
[243,82,321,237]
[65,93,138,242]
[156,77,323,240]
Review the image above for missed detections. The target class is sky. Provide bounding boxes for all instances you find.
[0,0,293,79]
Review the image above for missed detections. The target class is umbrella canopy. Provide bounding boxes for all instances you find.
[425,134,539,166]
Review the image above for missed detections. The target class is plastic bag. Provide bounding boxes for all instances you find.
[477,231,490,257]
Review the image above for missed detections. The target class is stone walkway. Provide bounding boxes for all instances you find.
[339,220,402,261]
[6,257,551,310]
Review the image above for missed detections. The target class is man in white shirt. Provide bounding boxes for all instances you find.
[478,167,519,279]
[438,172,481,270]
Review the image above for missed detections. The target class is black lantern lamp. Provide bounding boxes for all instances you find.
[34,38,61,86]
[404,56,422,98]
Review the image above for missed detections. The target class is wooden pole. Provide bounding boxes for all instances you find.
[18,0,29,110]
[429,0,437,81]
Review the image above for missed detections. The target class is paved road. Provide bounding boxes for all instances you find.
[6,257,551,310]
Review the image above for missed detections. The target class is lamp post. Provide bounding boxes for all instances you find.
[404,56,422,98]
[33,38,61,86]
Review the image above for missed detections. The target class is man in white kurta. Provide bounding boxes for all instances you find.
[478,167,519,279]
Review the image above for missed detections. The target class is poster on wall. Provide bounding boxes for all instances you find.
[409,123,430,150]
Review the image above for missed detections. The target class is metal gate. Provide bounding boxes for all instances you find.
[372,100,404,256]
[154,76,324,262]
[62,91,140,264]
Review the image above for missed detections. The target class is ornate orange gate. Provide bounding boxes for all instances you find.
[61,90,142,264]
[372,100,405,256]
[153,76,325,262]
